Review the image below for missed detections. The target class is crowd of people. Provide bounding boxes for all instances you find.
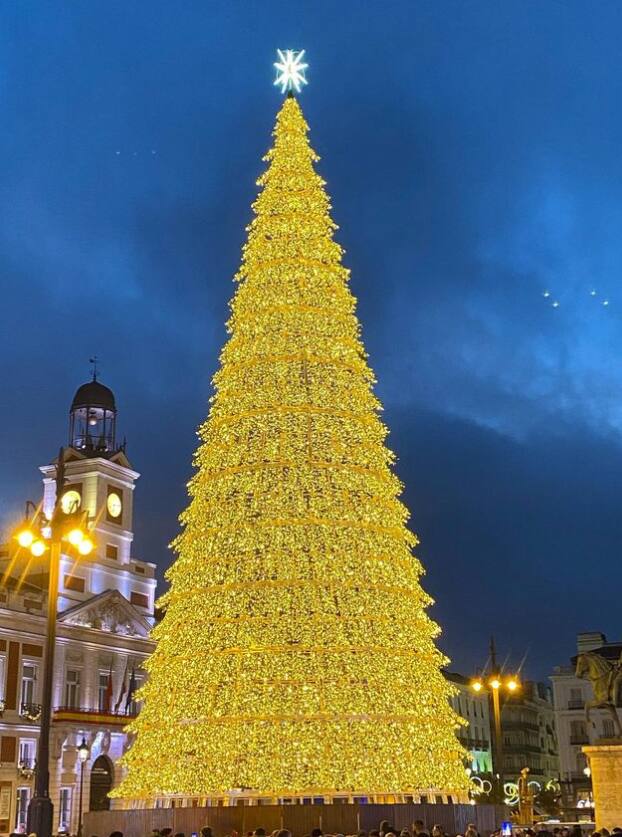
[95,820,622,837]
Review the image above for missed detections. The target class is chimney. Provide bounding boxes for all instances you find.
[577,632,607,653]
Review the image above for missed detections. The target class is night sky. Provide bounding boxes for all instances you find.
[2,1,621,681]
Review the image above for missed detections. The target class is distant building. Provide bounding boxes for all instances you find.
[500,680,559,783]
[446,670,559,790]
[0,374,156,835]
[551,631,622,816]
[445,671,493,775]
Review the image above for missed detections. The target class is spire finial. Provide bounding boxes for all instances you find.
[89,355,99,381]
[274,49,308,94]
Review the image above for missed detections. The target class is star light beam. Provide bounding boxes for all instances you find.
[274,49,308,94]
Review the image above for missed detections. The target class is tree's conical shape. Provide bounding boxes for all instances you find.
[115,96,467,799]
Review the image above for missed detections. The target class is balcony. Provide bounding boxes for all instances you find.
[570,735,590,745]
[53,705,137,727]
[568,700,585,709]
[17,759,35,780]
[20,702,42,722]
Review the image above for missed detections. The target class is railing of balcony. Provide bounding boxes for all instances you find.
[568,700,585,709]
[20,702,42,722]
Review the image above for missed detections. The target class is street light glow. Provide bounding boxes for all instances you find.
[77,538,94,556]
[471,680,483,692]
[506,678,518,691]
[67,528,85,546]
[17,529,34,548]
[490,677,501,690]
[30,540,46,557]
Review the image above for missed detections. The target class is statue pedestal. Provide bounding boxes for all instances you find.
[583,741,622,829]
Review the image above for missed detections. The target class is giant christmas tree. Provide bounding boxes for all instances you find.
[115,89,467,799]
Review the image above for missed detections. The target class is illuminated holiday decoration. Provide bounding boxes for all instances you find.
[114,90,466,800]
[274,48,308,94]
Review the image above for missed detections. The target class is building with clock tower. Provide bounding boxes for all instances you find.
[0,373,157,836]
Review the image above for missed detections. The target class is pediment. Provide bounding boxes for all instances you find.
[59,589,151,638]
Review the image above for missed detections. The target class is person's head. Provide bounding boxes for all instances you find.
[311,830,323,837]
[201,829,213,837]
[161,830,173,837]
[400,831,410,837]
[432,827,444,837]
[413,824,425,835]
[110,831,124,837]
[255,830,266,837]
[174,832,185,837]
[380,824,391,835]
[276,831,291,837]
[602,831,611,837]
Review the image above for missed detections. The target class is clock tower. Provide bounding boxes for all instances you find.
[39,373,156,614]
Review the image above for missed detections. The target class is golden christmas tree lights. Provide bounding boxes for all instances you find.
[114,94,467,799]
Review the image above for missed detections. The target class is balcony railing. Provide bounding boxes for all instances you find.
[20,702,42,722]
[53,705,137,727]
[568,700,585,709]
[17,759,35,779]
[570,735,590,745]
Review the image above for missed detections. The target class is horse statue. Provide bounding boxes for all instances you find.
[575,650,622,738]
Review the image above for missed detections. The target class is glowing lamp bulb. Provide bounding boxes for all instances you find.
[471,680,483,692]
[507,678,518,692]
[67,528,84,546]
[30,540,46,557]
[17,530,34,548]
[78,538,94,556]
[490,678,501,690]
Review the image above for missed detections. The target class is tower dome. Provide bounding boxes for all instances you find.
[69,374,117,454]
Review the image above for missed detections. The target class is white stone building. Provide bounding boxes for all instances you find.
[0,375,156,835]
[445,671,493,775]
[551,632,622,817]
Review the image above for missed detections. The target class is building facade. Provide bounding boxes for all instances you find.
[500,680,559,783]
[0,375,156,835]
[445,672,493,776]
[551,631,622,816]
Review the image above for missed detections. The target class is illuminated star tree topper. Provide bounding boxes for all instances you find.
[274,48,308,94]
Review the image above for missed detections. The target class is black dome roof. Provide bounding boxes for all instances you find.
[71,380,116,411]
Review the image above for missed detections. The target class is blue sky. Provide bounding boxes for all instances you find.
[1,1,621,678]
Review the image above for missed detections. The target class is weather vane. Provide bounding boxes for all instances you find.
[274,49,308,94]
[89,355,99,381]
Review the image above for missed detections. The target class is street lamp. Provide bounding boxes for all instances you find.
[470,640,520,789]
[9,450,96,837]
[77,737,89,837]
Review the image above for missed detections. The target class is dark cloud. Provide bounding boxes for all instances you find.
[2,1,621,679]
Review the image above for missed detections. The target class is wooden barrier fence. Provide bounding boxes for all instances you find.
[84,803,509,837]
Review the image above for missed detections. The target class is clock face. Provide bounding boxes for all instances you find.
[107,492,122,519]
[61,489,81,514]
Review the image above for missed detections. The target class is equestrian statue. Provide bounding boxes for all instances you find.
[576,649,622,739]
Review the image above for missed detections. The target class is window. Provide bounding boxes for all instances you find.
[15,787,30,831]
[64,670,81,709]
[98,672,110,712]
[64,575,85,593]
[18,739,36,769]
[129,675,143,714]
[105,544,118,560]
[603,719,615,737]
[130,591,149,609]
[58,787,72,831]
[570,719,588,741]
[21,664,37,706]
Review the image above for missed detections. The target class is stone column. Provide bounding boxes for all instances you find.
[583,743,622,829]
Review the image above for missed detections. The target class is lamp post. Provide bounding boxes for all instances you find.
[77,737,89,837]
[9,450,95,837]
[583,764,594,811]
[470,638,520,794]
